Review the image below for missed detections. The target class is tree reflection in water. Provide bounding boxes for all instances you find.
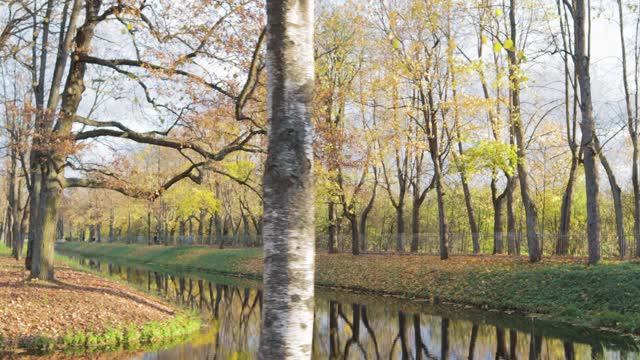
[76,258,638,360]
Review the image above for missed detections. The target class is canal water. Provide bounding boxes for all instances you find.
[64,255,639,359]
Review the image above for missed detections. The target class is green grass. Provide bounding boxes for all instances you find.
[8,314,201,355]
[0,243,13,256]
[58,242,261,276]
[57,242,640,336]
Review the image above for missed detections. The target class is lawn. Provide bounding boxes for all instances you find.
[58,242,640,335]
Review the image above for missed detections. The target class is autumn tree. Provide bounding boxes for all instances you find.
[0,0,267,280]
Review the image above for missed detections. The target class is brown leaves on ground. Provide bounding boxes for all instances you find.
[237,252,624,302]
[0,256,176,342]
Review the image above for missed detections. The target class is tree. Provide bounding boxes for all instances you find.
[554,0,581,256]
[617,0,640,258]
[4,0,266,280]
[507,0,541,262]
[314,5,368,255]
[259,0,315,357]
[568,0,602,264]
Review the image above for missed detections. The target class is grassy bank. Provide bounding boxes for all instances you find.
[8,314,201,355]
[58,242,640,336]
[0,244,201,355]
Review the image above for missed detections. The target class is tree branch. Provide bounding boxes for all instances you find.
[64,162,205,201]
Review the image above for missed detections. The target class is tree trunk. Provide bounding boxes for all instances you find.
[617,0,639,259]
[28,0,101,280]
[220,216,228,249]
[147,212,152,245]
[411,197,421,253]
[461,174,480,254]
[126,213,131,244]
[359,179,376,253]
[491,177,507,255]
[242,211,251,247]
[396,203,405,253]
[214,212,223,245]
[109,209,114,243]
[574,0,601,265]
[17,206,28,257]
[557,156,579,255]
[328,202,337,253]
[493,195,505,255]
[452,79,480,254]
[347,213,359,255]
[179,220,186,245]
[433,159,448,260]
[208,215,214,245]
[598,149,626,258]
[259,0,315,357]
[506,177,517,255]
[3,207,12,249]
[57,215,64,241]
[29,175,63,280]
[633,135,640,258]
[7,148,17,257]
[11,181,21,260]
[509,0,541,262]
[198,209,205,245]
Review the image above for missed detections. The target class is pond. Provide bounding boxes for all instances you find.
[63,254,640,359]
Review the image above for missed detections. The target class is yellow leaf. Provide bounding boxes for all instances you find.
[495,8,503,16]
[503,39,514,50]
[127,23,133,31]
[493,42,502,52]
[481,35,488,44]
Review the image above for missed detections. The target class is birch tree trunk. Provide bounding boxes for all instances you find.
[260,0,315,357]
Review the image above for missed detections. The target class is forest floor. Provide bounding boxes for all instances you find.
[0,245,199,355]
[58,242,640,336]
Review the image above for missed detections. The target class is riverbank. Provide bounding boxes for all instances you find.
[58,242,640,336]
[0,245,200,355]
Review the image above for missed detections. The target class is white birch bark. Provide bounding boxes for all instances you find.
[259,0,315,358]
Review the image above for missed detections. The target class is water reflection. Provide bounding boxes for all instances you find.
[75,258,639,360]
